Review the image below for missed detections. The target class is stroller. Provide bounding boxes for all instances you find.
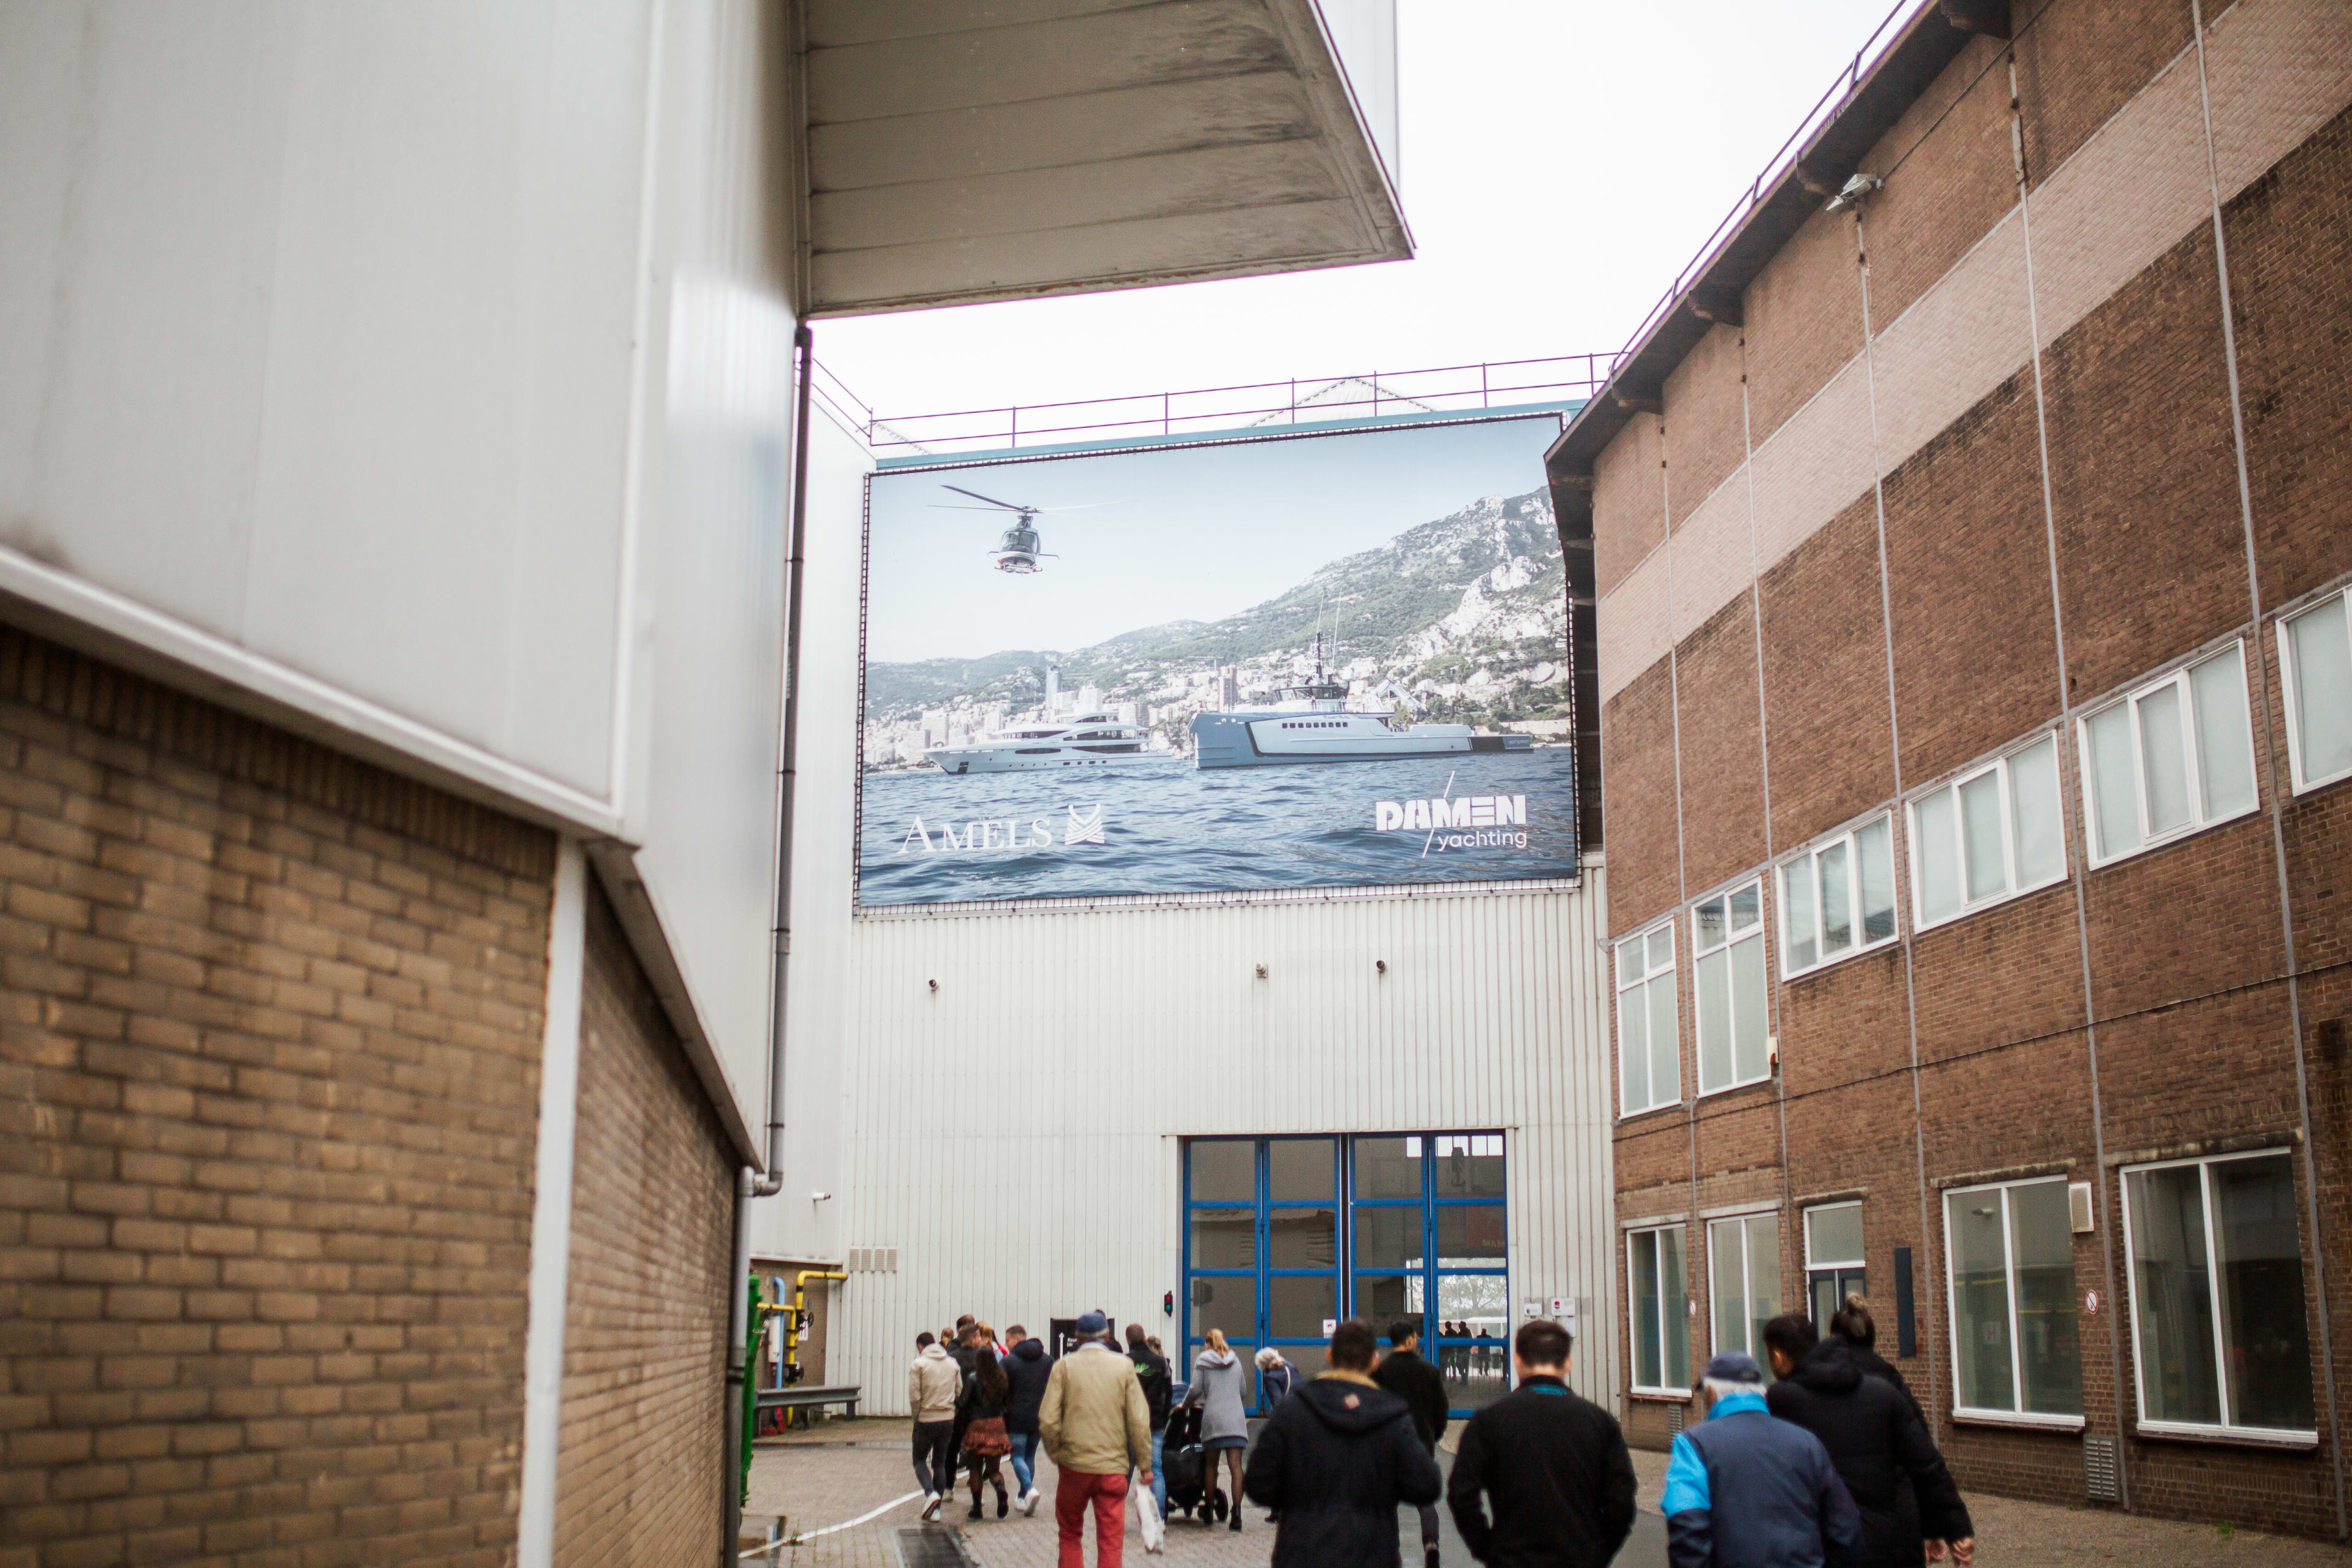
[1159,1404,1227,1524]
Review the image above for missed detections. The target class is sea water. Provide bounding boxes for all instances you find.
[856,748,1580,907]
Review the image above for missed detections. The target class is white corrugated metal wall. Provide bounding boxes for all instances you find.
[829,869,1618,1411]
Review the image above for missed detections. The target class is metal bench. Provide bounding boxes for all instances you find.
[755,1383,862,1428]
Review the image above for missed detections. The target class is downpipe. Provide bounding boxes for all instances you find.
[725,320,815,1559]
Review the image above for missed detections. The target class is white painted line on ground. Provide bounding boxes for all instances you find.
[741,1490,928,1556]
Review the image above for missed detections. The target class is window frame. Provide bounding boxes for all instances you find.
[1626,1223,1692,1398]
[1690,880,1770,1099]
[1706,1208,1781,1370]
[1940,1177,2086,1430]
[1778,815,1899,979]
[1803,1202,1867,1329]
[1615,921,1680,1118]
[2076,642,2261,869]
[1906,731,2069,934]
[2279,589,2352,796]
[2118,1147,2318,1446]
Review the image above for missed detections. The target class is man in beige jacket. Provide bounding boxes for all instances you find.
[908,1332,963,1517]
[1039,1312,1154,1567]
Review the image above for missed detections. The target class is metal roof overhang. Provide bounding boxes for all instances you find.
[1544,0,2003,506]
[800,0,1412,316]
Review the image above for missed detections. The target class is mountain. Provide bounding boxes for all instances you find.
[864,486,1568,724]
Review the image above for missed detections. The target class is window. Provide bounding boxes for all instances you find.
[1708,1212,1781,1373]
[2079,643,2258,867]
[1943,1180,2082,1422]
[1692,883,1768,1095]
[1616,924,1679,1115]
[1346,1134,1510,1415]
[2280,590,2352,794]
[1804,1203,1866,1329]
[1628,1225,1691,1395]
[2122,1150,2315,1439]
[1909,734,2067,931]
[1781,817,1897,976]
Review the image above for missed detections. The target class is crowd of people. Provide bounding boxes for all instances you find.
[902,1292,1972,1567]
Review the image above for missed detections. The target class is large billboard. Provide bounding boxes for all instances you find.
[857,415,1577,908]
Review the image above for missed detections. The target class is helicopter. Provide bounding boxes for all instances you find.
[929,483,1097,573]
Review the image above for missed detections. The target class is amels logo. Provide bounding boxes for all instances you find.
[897,802,1106,854]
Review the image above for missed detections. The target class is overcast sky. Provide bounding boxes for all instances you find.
[868,416,1559,663]
[817,0,1899,420]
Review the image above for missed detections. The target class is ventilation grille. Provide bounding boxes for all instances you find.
[1667,1403,1685,1434]
[2084,1435,2120,1501]
[848,1247,898,1273]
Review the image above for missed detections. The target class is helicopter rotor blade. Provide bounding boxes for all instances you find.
[941,483,1032,511]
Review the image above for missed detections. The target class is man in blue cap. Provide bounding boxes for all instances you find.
[1038,1310,1153,1567]
[1663,1352,1862,1568]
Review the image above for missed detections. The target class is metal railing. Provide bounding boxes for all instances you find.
[832,354,1610,459]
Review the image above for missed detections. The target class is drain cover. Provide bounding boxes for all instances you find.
[893,1526,973,1567]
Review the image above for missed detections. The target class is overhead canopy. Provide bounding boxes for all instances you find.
[802,0,1410,315]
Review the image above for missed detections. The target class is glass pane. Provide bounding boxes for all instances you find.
[1960,771,2006,902]
[1191,1140,1254,1203]
[2127,1164,2221,1425]
[1811,1268,1866,1330]
[1819,840,1852,954]
[1732,937,1768,1083]
[1915,788,1962,922]
[1747,1216,1782,1374]
[1268,1139,1335,1202]
[1277,1344,1329,1387]
[1694,895,1727,954]
[1433,1134,1506,1197]
[1709,1218,1748,1357]
[1618,939,1646,986]
[1782,858,1817,971]
[1648,925,1674,972]
[1268,1206,1335,1270]
[2137,682,2192,835]
[2211,1154,2314,1431]
[1354,1205,1425,1271]
[1856,818,1895,944]
[1191,1208,1256,1270]
[1729,884,1760,932]
[1268,1274,1335,1340]
[2008,737,2064,889]
[1438,1275,1513,1409]
[2288,597,2352,783]
[1190,1276,1237,1316]
[1648,975,1680,1107]
[2010,1182,2082,1416]
[1696,948,1732,1091]
[1631,1232,1662,1388]
[1354,1136,1422,1200]
[1355,1273,1415,1322]
[1619,988,1652,1112]
[1806,1204,1864,1267]
[1948,1188,2016,1412]
[2084,704,2140,860]
[1436,1203,1506,1264]
[2191,648,2256,820]
[1661,1228,1691,1390]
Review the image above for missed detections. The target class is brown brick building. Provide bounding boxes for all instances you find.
[1549,0,2352,1537]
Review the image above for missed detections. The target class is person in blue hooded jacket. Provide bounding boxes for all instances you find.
[1664,1352,1863,1568]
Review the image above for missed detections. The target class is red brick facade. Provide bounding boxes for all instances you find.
[1579,0,2352,1539]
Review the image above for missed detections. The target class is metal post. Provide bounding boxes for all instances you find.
[1481,363,1490,409]
[1163,392,1170,436]
[1009,405,1018,450]
[741,1273,764,1507]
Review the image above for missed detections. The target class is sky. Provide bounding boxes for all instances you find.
[815,0,1901,420]
[867,415,1559,664]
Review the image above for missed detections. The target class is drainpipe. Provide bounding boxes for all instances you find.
[725,318,815,1559]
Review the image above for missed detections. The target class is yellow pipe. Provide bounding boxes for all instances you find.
[784,1270,846,1392]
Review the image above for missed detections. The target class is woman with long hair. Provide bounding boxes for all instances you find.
[1182,1327,1251,1531]
[957,1340,1015,1520]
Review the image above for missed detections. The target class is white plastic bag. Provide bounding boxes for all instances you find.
[1137,1487,1165,1554]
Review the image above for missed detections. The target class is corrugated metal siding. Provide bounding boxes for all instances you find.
[829,866,1618,1411]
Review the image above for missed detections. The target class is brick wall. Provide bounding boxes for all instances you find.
[0,626,556,1566]
[549,883,732,1567]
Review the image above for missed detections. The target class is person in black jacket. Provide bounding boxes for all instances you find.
[1126,1322,1173,1520]
[1243,1318,1442,1567]
[1447,1319,1635,1568]
[1001,1329,1055,1517]
[1762,1314,1975,1567]
[1375,1316,1452,1568]
[1828,1296,1932,1559]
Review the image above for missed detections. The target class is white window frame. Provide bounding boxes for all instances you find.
[2076,642,2260,869]
[1803,1202,1866,1275]
[1906,732,2069,933]
[1691,880,1770,1098]
[1940,1178,2086,1429]
[2279,588,2352,795]
[1615,922,1680,1118]
[1777,815,1899,979]
[1707,1209,1781,1368]
[2119,1148,2317,1446]
[1627,1224,1692,1397]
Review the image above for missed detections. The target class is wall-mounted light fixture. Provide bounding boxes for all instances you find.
[1254,963,1268,980]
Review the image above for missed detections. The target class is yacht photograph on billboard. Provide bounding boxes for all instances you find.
[856,414,1578,908]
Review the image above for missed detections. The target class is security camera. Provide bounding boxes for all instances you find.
[1825,172,1883,214]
